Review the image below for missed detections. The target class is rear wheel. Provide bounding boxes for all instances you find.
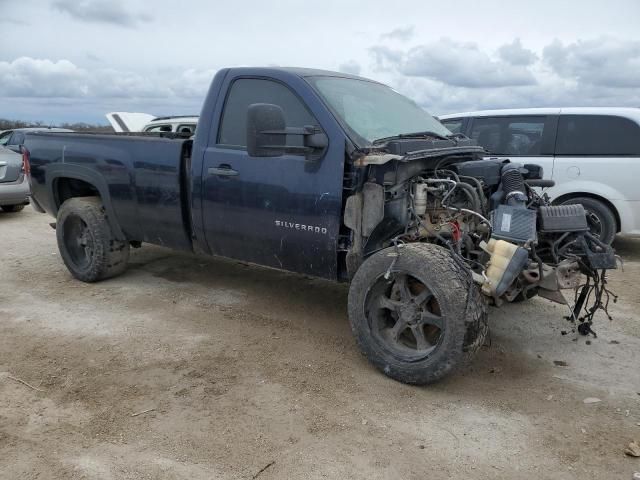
[1,204,25,212]
[559,197,616,244]
[56,196,129,282]
[348,243,487,385]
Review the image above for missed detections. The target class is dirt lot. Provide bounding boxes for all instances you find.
[1,207,639,480]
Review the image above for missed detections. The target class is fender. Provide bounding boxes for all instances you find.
[46,164,127,241]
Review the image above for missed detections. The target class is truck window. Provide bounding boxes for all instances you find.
[556,115,640,156]
[0,131,11,146]
[441,119,463,134]
[218,78,317,148]
[177,124,196,134]
[9,131,25,146]
[469,116,546,156]
[145,125,172,133]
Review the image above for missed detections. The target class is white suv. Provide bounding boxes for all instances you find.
[106,112,198,134]
[439,107,640,243]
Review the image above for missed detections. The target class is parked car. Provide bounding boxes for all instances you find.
[24,68,616,385]
[438,108,640,243]
[0,146,30,212]
[0,127,73,153]
[106,112,198,134]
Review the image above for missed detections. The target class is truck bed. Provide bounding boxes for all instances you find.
[26,132,194,251]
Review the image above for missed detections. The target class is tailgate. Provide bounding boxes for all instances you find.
[0,148,22,183]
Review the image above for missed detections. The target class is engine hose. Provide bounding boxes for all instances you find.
[456,181,482,213]
[501,164,526,196]
[459,175,487,211]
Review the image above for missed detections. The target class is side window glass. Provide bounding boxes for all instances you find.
[177,124,196,134]
[470,117,546,155]
[504,117,545,155]
[145,125,171,133]
[218,78,317,148]
[9,132,25,145]
[556,115,640,155]
[442,119,463,134]
[470,118,502,154]
[0,131,11,146]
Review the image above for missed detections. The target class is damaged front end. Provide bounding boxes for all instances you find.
[343,138,618,336]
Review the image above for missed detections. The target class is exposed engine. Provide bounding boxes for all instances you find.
[345,149,618,336]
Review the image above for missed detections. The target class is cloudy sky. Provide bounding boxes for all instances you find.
[1,0,640,124]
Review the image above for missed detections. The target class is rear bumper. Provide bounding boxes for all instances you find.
[0,175,30,206]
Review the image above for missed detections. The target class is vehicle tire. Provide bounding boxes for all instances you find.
[559,197,616,244]
[56,196,129,282]
[1,204,25,212]
[348,243,488,385]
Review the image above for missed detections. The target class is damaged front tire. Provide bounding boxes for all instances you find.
[348,243,487,385]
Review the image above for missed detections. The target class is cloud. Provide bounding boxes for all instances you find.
[338,60,362,75]
[543,37,640,88]
[365,36,640,115]
[0,57,210,100]
[374,38,537,88]
[380,26,414,42]
[52,0,152,27]
[370,46,404,71]
[0,57,89,97]
[498,39,537,66]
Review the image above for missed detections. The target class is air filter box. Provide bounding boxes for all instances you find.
[538,204,589,233]
[491,205,537,244]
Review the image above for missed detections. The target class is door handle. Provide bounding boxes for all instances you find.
[208,165,239,177]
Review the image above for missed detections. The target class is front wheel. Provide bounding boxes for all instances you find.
[348,243,487,385]
[56,196,129,282]
[559,197,617,244]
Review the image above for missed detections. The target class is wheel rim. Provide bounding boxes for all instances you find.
[365,272,445,362]
[584,209,603,239]
[63,215,95,269]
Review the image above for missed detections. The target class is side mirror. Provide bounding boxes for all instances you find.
[246,103,286,157]
[246,103,328,159]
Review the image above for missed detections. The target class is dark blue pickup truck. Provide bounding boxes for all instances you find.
[24,67,617,384]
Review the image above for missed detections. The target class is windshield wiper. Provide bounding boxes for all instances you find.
[372,130,450,144]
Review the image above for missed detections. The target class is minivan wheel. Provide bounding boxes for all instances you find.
[56,196,129,282]
[348,243,487,385]
[559,197,616,244]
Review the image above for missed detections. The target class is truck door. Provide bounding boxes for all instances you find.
[468,115,556,183]
[200,77,343,279]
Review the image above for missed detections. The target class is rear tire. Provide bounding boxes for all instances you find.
[348,243,487,385]
[1,204,25,212]
[56,196,129,282]
[559,197,616,244]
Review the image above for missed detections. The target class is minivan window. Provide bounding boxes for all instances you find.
[556,115,640,156]
[218,78,317,148]
[469,116,546,156]
[441,119,463,134]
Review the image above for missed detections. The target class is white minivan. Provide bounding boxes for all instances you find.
[439,108,640,243]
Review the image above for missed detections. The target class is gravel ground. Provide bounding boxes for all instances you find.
[1,207,639,480]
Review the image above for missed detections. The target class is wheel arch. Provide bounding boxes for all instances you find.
[552,192,621,233]
[48,168,126,240]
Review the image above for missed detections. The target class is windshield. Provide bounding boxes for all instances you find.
[307,76,451,145]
